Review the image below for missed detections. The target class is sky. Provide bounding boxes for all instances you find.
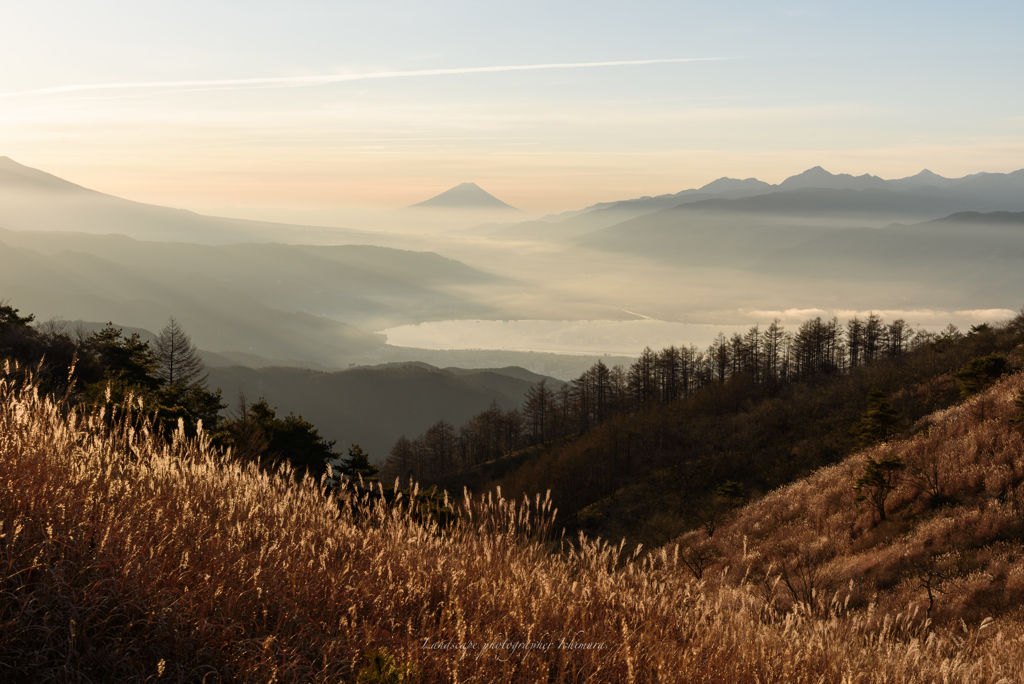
[2,1,1023,214]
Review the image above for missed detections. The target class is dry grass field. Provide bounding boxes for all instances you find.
[2,361,1024,683]
[681,369,1024,628]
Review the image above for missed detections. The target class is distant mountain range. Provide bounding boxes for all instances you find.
[578,207,1024,310]
[6,155,1021,246]
[0,159,511,366]
[4,155,1023,341]
[498,166,1024,241]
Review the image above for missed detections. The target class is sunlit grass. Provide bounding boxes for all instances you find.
[2,361,1023,682]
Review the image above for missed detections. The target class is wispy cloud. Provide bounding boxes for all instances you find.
[0,58,729,99]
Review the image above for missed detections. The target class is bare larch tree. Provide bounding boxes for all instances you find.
[155,317,207,389]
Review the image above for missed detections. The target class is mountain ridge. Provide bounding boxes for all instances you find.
[495,165,1024,241]
[0,157,384,245]
[0,156,99,195]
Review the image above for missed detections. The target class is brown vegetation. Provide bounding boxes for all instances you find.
[3,363,1024,682]
[676,367,1024,628]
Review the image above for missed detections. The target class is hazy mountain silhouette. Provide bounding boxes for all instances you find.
[783,211,1024,268]
[776,166,889,192]
[494,183,773,241]
[409,182,519,210]
[886,168,959,191]
[576,173,1024,267]
[207,362,564,461]
[753,211,1024,309]
[0,156,97,194]
[6,156,1024,365]
[0,226,506,366]
[578,204,1024,310]
[496,166,1024,242]
[576,188,959,259]
[697,176,773,194]
[0,157,380,245]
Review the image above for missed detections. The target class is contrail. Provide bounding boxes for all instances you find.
[0,58,728,99]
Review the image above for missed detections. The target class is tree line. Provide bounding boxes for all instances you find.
[0,302,377,481]
[1,304,223,432]
[380,313,987,484]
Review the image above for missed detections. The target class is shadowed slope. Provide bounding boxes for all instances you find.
[207,362,564,460]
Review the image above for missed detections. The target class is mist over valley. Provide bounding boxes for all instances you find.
[3,155,1021,458]
[5,5,1024,679]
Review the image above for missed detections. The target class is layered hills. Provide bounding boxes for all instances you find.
[496,165,1024,241]
[208,362,564,460]
[4,154,1024,681]
[0,228,502,364]
[576,206,1024,310]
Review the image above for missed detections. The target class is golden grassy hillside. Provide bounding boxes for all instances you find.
[2,364,1024,683]
[678,366,1024,628]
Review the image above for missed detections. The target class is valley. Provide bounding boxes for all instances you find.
[4,155,1024,462]
[5,5,1024,680]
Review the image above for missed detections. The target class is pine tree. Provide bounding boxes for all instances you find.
[224,393,271,463]
[341,444,379,479]
[0,302,34,330]
[153,318,225,437]
[382,436,417,483]
[954,354,1007,398]
[87,325,162,398]
[854,455,905,522]
[223,396,336,478]
[852,389,900,446]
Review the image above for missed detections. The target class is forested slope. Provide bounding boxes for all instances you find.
[399,310,1024,549]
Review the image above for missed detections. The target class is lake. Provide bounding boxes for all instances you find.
[377,319,755,356]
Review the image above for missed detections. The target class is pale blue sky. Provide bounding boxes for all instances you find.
[2,1,1022,212]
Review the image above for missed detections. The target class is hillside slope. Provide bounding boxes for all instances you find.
[682,367,1024,624]
[4,369,1024,682]
[428,313,1023,552]
[0,228,495,331]
[0,229,510,367]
